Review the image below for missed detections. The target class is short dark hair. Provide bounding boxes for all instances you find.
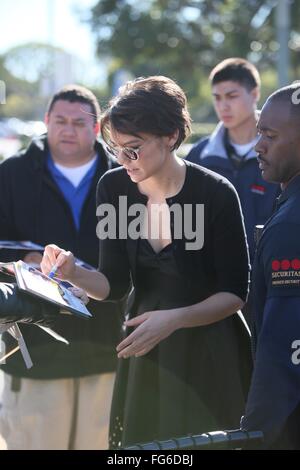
[47,84,100,124]
[101,76,192,150]
[209,58,260,91]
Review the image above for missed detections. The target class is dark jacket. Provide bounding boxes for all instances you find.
[97,161,250,304]
[96,162,252,447]
[241,175,300,449]
[0,135,122,379]
[186,123,279,260]
[0,282,58,325]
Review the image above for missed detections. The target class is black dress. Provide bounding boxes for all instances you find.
[109,238,252,448]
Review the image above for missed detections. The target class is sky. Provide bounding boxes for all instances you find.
[0,0,103,84]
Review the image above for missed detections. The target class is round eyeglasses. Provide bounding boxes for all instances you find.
[105,144,139,161]
[104,137,156,161]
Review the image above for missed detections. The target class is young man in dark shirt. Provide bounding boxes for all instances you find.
[186,58,278,260]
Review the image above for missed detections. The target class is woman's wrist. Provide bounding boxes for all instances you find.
[68,263,80,284]
[171,307,185,330]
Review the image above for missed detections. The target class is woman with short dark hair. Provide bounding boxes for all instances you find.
[42,76,252,449]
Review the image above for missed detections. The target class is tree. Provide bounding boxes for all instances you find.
[0,54,37,120]
[87,0,299,121]
[0,43,109,120]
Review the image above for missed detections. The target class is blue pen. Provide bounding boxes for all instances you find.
[48,264,58,279]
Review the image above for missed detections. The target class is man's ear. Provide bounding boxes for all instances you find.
[94,122,100,136]
[252,86,260,104]
[44,113,49,126]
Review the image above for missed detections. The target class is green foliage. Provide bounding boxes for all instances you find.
[0,43,109,121]
[0,54,36,119]
[88,0,296,121]
[2,1,299,125]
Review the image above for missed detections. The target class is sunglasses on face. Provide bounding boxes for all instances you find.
[104,137,157,161]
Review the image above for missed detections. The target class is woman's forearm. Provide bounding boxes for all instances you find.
[173,292,245,329]
[41,244,111,300]
[68,265,110,300]
[118,292,245,358]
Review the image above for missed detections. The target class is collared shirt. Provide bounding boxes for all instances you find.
[47,154,98,230]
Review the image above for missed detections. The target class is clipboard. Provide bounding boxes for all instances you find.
[0,260,92,319]
[0,240,44,251]
[0,240,96,271]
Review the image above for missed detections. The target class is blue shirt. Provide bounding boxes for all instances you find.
[47,154,98,230]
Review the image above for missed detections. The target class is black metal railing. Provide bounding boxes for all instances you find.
[124,429,263,450]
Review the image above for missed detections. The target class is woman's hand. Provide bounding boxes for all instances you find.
[23,251,43,266]
[116,309,180,358]
[68,287,89,305]
[41,244,76,281]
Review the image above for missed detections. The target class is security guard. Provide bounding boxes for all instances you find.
[241,84,300,449]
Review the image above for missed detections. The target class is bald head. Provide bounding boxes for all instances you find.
[266,83,300,124]
[256,83,300,186]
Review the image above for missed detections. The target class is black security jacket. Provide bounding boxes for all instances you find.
[0,282,58,325]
